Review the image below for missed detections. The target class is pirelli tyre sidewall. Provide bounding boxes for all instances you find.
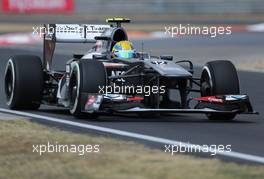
[200,60,240,120]
[4,55,43,109]
[69,60,107,118]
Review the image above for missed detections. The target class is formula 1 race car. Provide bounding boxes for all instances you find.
[4,18,257,120]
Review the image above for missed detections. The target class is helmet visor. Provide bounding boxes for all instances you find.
[115,50,135,59]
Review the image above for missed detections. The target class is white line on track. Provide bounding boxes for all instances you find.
[0,107,264,164]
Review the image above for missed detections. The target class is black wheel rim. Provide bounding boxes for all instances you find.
[5,66,14,101]
[69,74,77,109]
[201,70,212,96]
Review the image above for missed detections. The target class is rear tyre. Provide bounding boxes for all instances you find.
[4,55,43,109]
[200,60,239,120]
[69,60,106,118]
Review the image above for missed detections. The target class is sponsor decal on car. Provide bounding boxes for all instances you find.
[193,96,224,103]
[225,95,247,101]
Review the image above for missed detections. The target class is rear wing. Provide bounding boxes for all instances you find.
[43,24,110,71]
[43,18,131,71]
[44,24,111,43]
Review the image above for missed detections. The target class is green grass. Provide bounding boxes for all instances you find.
[0,119,264,179]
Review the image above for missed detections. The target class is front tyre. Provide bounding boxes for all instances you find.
[200,60,240,120]
[69,60,106,118]
[4,55,43,109]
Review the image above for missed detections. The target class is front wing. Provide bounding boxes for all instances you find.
[80,94,258,115]
[114,107,258,115]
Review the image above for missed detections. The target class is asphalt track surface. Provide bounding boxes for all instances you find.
[0,32,264,164]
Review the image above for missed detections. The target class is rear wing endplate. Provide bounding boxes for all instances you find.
[43,24,110,71]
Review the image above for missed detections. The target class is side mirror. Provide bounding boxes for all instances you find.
[73,54,84,59]
[160,55,173,61]
[137,52,150,60]
[93,54,108,60]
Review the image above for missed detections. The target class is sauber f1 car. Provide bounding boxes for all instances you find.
[4,18,258,120]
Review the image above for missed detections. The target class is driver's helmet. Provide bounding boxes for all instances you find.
[112,40,136,59]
